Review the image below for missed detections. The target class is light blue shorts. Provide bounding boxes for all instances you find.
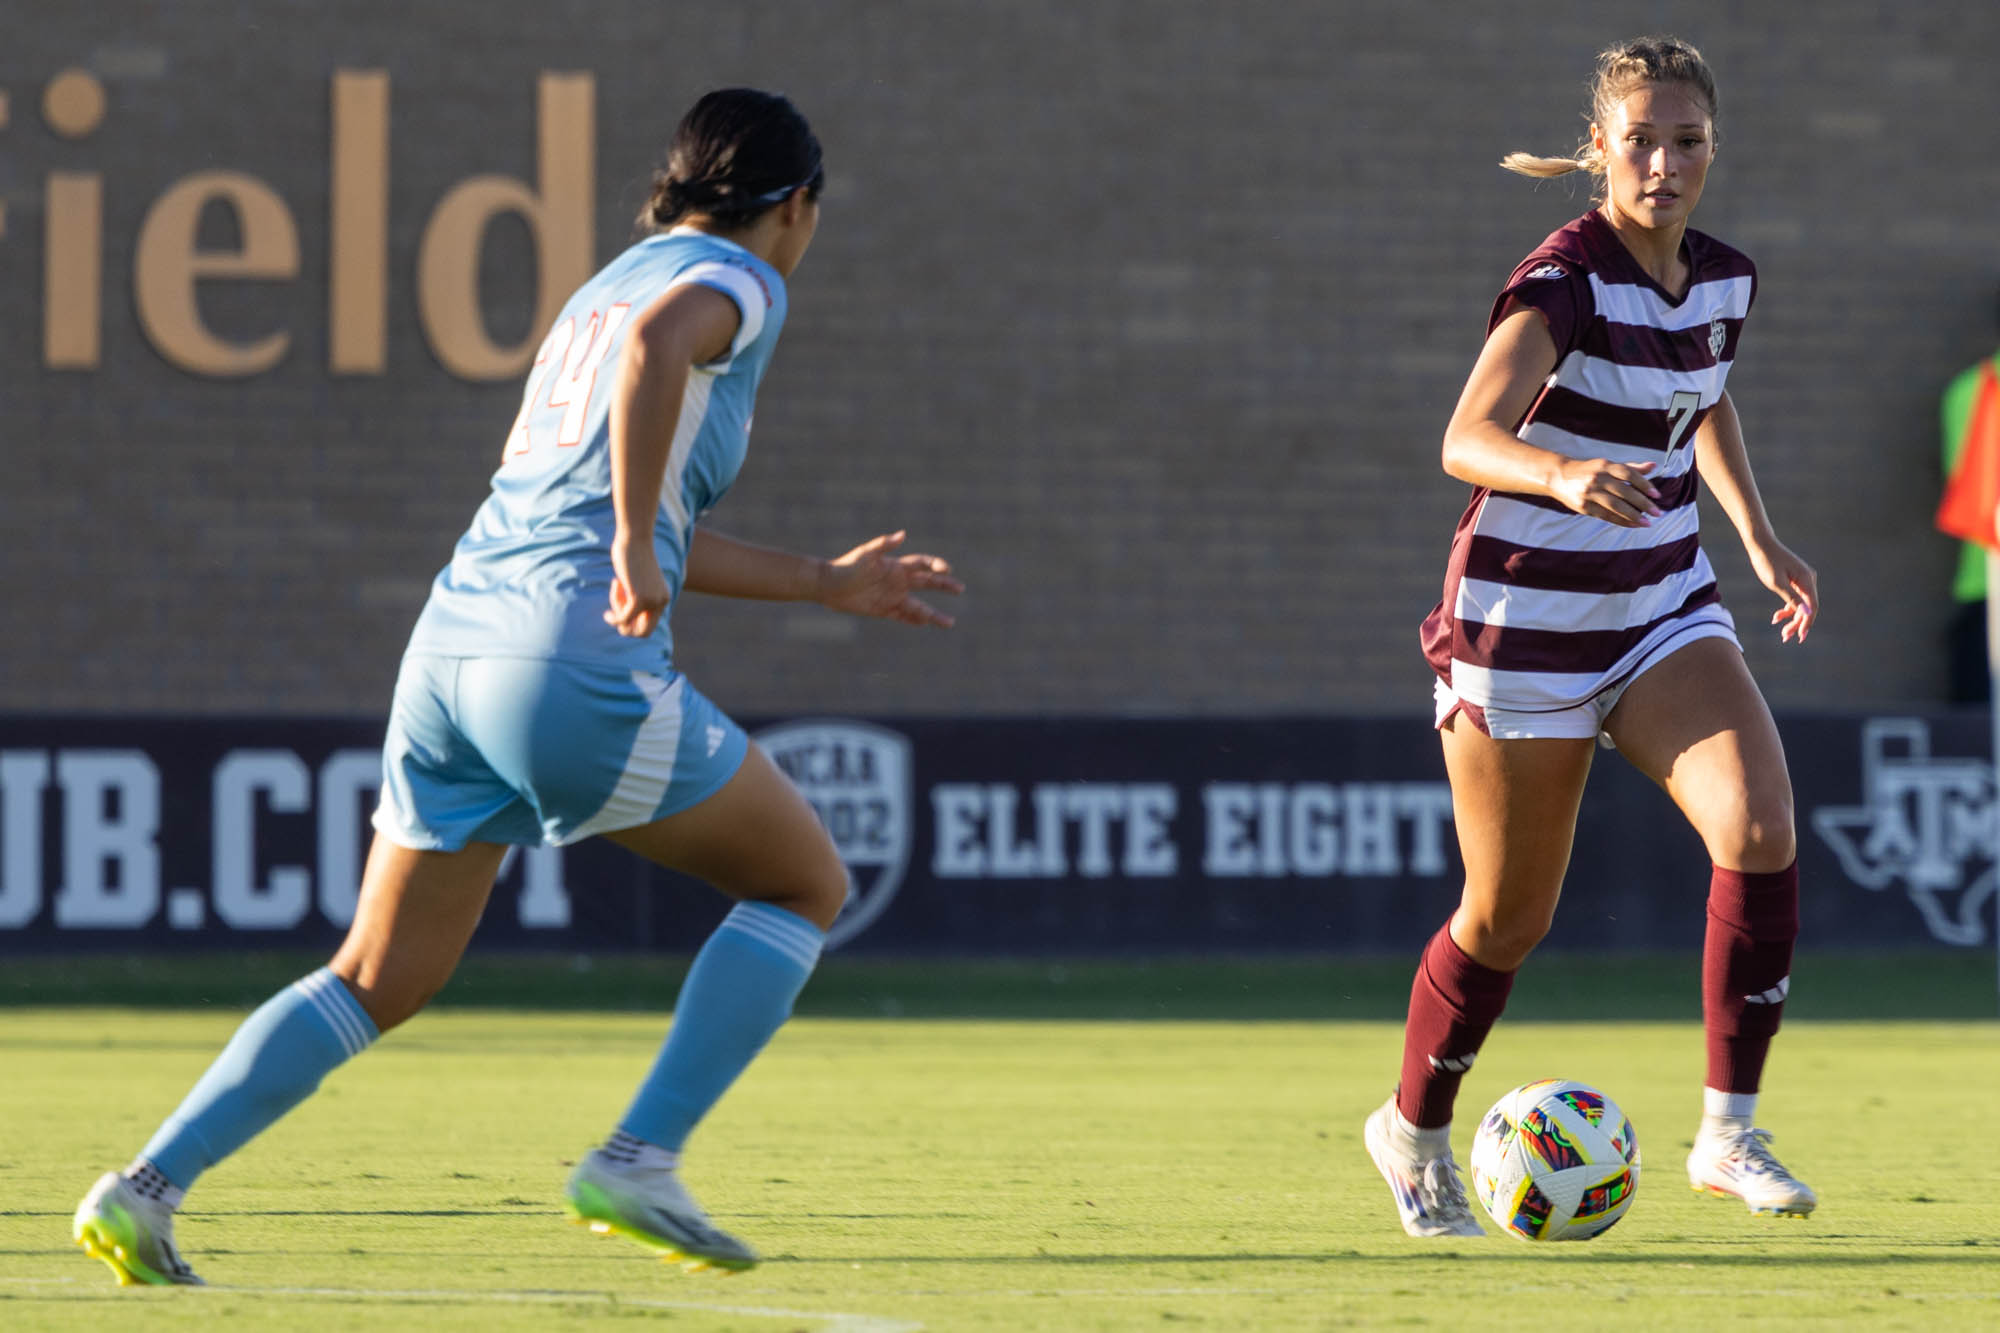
[374,655,749,851]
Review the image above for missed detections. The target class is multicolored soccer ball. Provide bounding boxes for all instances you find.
[1468,1079,1640,1241]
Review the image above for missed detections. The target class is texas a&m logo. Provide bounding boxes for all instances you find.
[1811,718,1994,946]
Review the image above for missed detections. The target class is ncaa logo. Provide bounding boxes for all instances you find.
[754,719,913,950]
[1811,718,1995,946]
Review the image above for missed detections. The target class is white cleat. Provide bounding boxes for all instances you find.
[1687,1127,1817,1217]
[564,1150,758,1272]
[73,1171,204,1287]
[1364,1098,1486,1238]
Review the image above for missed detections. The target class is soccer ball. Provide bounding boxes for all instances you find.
[1468,1079,1640,1241]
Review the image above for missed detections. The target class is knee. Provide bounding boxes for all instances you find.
[1452,901,1554,971]
[765,842,849,933]
[1710,791,1796,873]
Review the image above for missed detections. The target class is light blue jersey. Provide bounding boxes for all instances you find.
[407,227,788,672]
[374,228,782,850]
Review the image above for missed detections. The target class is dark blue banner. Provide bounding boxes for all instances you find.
[0,712,1990,956]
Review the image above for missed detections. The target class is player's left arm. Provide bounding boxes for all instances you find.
[685,527,962,628]
[603,282,742,638]
[1694,390,1819,644]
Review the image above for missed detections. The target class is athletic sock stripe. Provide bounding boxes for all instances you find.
[296,969,375,1057]
[727,902,828,952]
[297,971,369,1056]
[718,910,824,969]
[330,971,383,1049]
[289,973,354,1056]
[738,916,826,961]
[718,917,823,970]
[1742,975,1791,1005]
[298,977,366,1058]
[724,904,824,956]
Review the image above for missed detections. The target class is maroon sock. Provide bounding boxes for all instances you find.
[1703,862,1799,1094]
[1395,924,1516,1129]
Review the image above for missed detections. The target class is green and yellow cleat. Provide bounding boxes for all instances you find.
[565,1151,758,1272]
[73,1172,204,1287]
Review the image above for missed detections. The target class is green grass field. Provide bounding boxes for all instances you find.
[3,953,1997,1330]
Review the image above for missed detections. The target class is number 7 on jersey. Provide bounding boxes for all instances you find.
[1664,390,1701,459]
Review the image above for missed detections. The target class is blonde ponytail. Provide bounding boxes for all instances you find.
[1503,36,1717,192]
[1500,148,1602,180]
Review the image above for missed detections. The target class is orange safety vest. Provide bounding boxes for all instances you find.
[1937,361,2000,551]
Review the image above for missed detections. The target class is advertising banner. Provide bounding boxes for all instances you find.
[0,713,1990,956]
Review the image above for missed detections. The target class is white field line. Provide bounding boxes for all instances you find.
[1,1277,922,1331]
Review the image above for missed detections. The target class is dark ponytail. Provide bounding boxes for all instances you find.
[640,88,823,234]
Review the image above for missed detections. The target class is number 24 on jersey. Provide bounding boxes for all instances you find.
[502,304,632,459]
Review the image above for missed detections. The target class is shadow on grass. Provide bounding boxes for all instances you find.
[4,1208,547,1219]
[781,1244,1995,1267]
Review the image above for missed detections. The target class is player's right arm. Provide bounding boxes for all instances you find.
[1440,303,1662,528]
[603,282,741,638]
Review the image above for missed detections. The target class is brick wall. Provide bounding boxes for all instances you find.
[2,1,1994,717]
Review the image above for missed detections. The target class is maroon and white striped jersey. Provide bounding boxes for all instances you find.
[1421,210,1757,712]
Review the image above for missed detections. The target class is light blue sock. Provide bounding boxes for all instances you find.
[139,967,378,1190]
[619,901,825,1152]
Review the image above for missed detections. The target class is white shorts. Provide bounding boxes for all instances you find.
[1432,613,1742,746]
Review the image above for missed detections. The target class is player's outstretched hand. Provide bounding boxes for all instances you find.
[1749,535,1818,644]
[818,531,962,628]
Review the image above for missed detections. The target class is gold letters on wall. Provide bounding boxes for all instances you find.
[417,75,594,381]
[135,172,300,376]
[43,68,106,369]
[37,68,597,382]
[329,70,390,375]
